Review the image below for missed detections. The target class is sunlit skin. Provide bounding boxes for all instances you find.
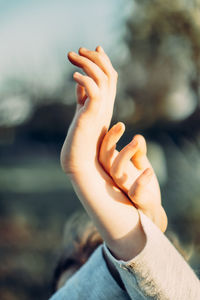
[99,123,167,232]
[60,46,167,261]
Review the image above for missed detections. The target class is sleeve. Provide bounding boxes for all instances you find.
[103,210,200,300]
[49,245,130,300]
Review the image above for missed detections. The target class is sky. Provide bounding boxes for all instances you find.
[0,0,130,91]
[0,0,131,125]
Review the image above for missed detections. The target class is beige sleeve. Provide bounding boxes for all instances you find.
[103,211,200,300]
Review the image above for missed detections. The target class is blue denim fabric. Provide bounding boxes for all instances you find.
[49,245,130,300]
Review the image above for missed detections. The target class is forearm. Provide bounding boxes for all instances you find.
[68,163,146,261]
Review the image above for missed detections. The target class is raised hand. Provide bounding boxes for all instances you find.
[99,122,168,232]
[60,46,118,175]
[60,46,166,262]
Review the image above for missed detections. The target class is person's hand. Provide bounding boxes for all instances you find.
[61,46,118,175]
[60,46,152,262]
[99,122,168,232]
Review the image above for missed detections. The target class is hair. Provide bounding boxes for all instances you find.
[51,210,102,293]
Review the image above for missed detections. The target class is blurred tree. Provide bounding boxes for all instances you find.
[116,0,200,129]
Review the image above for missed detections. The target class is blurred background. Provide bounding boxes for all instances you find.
[0,0,200,298]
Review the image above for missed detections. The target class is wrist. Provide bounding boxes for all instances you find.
[107,214,146,261]
[65,159,146,262]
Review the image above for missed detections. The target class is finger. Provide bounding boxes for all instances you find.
[76,84,88,105]
[73,72,99,109]
[99,122,125,172]
[110,138,139,180]
[79,47,118,82]
[96,45,118,79]
[159,207,168,232]
[128,168,168,232]
[68,51,107,87]
[96,45,105,54]
[128,168,153,207]
[131,135,148,170]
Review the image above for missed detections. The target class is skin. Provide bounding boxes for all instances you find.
[99,123,168,232]
[60,46,167,261]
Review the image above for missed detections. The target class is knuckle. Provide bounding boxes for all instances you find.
[127,143,134,150]
[99,73,108,85]
[85,77,93,87]
[124,144,134,153]
[101,72,108,81]
[108,68,118,81]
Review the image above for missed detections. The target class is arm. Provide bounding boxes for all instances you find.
[99,123,200,299]
[103,211,200,300]
[60,46,200,299]
[61,46,146,260]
